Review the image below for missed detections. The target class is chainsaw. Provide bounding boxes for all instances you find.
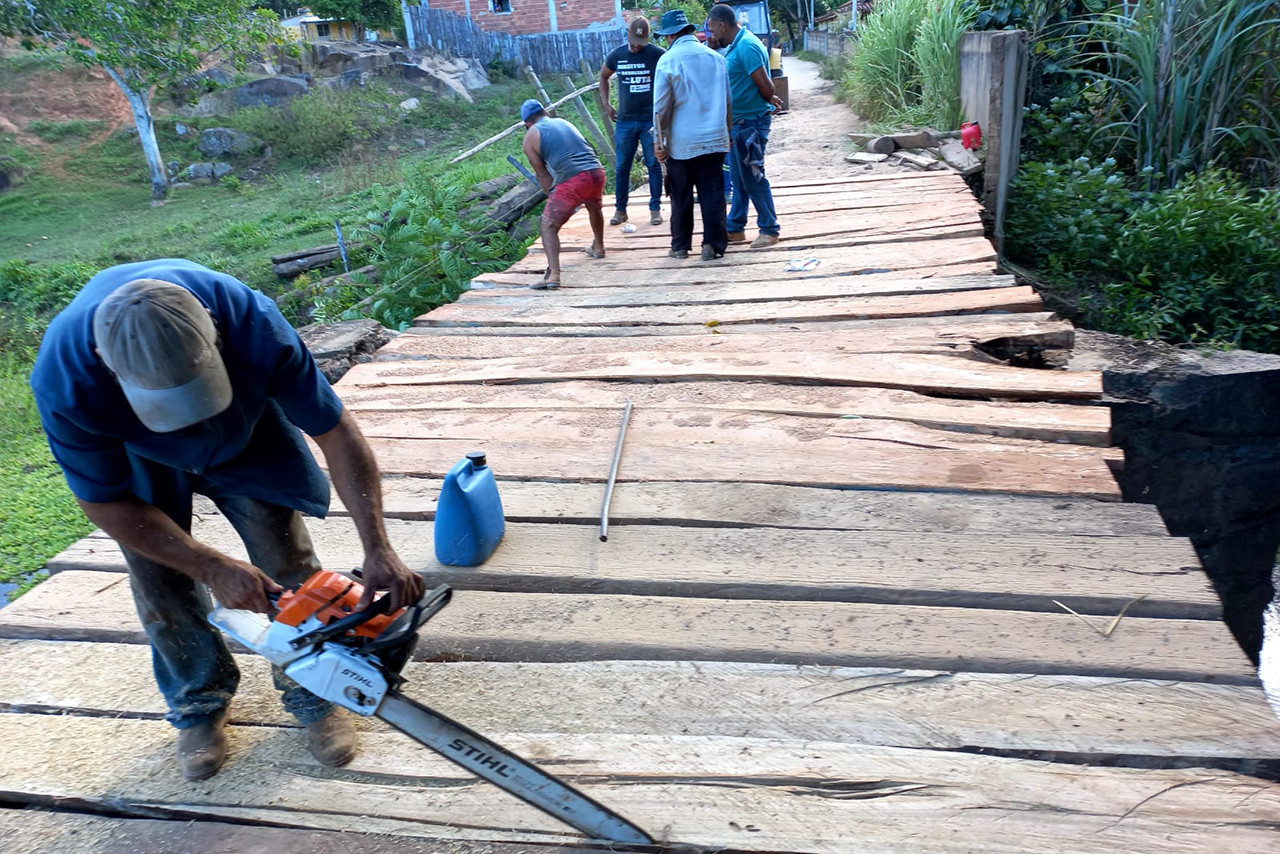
[208,569,653,845]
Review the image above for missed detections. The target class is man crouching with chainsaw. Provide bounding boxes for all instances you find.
[29,259,425,781]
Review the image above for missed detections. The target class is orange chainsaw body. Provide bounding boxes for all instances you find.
[274,569,398,639]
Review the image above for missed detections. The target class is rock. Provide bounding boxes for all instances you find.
[296,318,395,384]
[197,127,262,158]
[1071,329,1280,661]
[166,160,181,178]
[187,162,215,183]
[230,76,308,108]
[212,162,234,179]
[389,62,474,103]
[414,138,427,148]
[200,69,235,87]
[399,97,421,111]
[0,155,29,192]
[169,182,195,190]
[174,122,191,137]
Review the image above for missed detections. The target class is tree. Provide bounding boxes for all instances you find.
[309,0,402,41]
[0,1,285,202]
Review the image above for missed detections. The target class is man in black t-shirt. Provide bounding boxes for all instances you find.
[599,17,666,226]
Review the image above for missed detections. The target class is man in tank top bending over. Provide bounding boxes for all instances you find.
[520,99,607,289]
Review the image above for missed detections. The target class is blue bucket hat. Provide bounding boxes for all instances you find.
[655,9,694,37]
[519,98,545,123]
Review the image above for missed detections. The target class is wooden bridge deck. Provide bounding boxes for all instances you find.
[3,171,1279,853]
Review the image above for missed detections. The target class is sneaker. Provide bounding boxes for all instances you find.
[610,210,628,226]
[751,233,780,249]
[668,248,689,259]
[700,246,724,261]
[177,712,229,781]
[727,231,747,244]
[307,710,358,767]
[650,210,663,226]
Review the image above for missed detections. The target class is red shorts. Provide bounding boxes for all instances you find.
[543,168,605,228]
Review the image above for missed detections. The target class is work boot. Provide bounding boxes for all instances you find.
[177,712,228,781]
[610,210,628,226]
[727,231,747,243]
[307,710,358,767]
[650,210,663,226]
[751,233,780,249]
[700,245,724,261]
[668,248,689,259]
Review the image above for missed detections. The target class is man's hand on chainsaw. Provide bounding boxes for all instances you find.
[357,546,424,613]
[206,558,283,613]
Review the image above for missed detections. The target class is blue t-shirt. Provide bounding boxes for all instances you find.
[724,27,773,121]
[30,259,343,520]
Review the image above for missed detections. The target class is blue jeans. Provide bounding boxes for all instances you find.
[613,118,662,212]
[123,491,333,729]
[727,114,779,236]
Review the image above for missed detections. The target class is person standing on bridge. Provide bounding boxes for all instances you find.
[29,259,425,781]
[599,16,666,227]
[521,99,608,289]
[652,9,731,261]
[707,3,782,249]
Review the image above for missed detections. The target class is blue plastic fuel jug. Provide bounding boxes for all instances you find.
[434,451,505,566]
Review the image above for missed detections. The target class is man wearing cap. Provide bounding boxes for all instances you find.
[599,17,665,228]
[652,8,731,261]
[520,99,607,289]
[29,259,425,781]
[707,3,783,249]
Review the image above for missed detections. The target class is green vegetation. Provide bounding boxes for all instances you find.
[996,0,1280,352]
[839,0,974,130]
[25,119,105,142]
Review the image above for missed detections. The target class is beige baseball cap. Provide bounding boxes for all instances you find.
[92,279,233,433]
[628,17,652,46]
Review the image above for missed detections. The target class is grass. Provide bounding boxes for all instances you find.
[0,349,94,595]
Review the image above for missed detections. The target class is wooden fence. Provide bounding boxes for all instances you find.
[407,6,627,74]
[803,29,853,57]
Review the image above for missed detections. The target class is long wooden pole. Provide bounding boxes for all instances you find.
[523,66,558,117]
[563,75,616,171]
[448,83,598,164]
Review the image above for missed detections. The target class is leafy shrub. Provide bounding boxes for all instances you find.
[1095,171,1280,349]
[1005,156,1135,277]
[361,164,524,330]
[232,86,391,166]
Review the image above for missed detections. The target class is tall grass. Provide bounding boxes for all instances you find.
[840,0,972,129]
[916,0,977,131]
[1084,0,1280,189]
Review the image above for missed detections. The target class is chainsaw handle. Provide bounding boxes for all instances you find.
[288,586,397,650]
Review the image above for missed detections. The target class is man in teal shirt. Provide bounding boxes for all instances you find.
[708,3,783,248]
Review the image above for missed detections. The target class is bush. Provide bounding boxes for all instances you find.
[1097,171,1280,349]
[25,120,105,143]
[1005,156,1135,277]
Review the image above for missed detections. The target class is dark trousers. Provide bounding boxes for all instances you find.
[123,494,332,729]
[667,151,728,255]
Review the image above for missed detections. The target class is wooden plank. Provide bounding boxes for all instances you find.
[420,286,1041,328]
[336,381,1110,446]
[3,642,1276,768]
[0,572,1252,680]
[458,273,1019,308]
[471,260,1000,290]
[341,352,1099,401]
[0,810,597,854]
[2,716,1277,852]
[45,518,1212,618]
[506,234,998,275]
[381,315,1075,360]
[356,479,1167,536]
[344,410,1120,497]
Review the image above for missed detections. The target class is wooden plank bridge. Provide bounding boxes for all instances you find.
[2,170,1279,853]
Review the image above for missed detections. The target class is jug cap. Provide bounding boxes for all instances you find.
[466,451,488,469]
